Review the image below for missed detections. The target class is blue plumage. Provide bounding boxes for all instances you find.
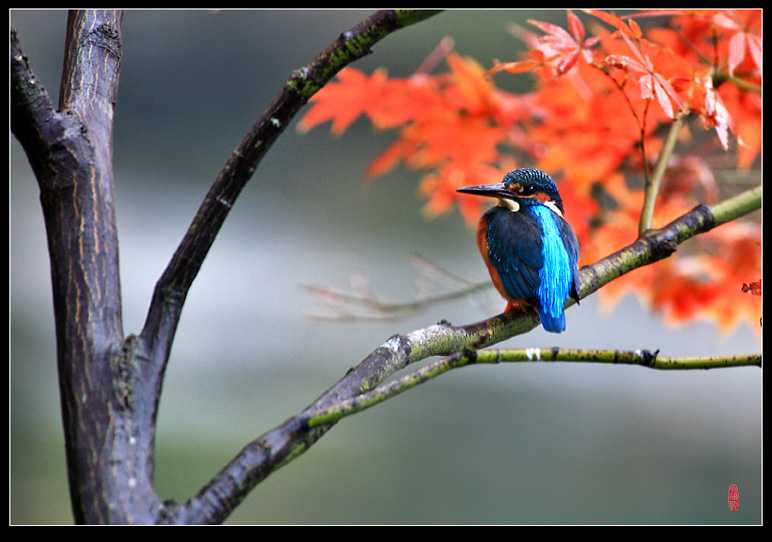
[457,168,581,333]
[531,204,577,332]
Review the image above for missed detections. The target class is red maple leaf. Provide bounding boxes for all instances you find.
[604,32,687,120]
[298,67,391,135]
[526,10,599,74]
[297,10,762,334]
[585,9,644,39]
[712,10,762,75]
[701,75,740,150]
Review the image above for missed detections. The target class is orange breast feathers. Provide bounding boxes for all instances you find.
[475,216,530,313]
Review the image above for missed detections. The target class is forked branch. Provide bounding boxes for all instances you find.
[167,185,760,524]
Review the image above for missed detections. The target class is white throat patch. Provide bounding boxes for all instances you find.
[544,200,564,218]
[497,198,520,212]
[497,197,564,218]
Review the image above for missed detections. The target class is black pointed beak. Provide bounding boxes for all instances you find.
[456,183,513,199]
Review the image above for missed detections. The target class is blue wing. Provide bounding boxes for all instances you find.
[484,202,580,332]
[484,206,543,305]
[530,205,579,332]
[558,214,582,306]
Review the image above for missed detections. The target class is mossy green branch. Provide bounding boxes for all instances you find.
[711,184,762,227]
[307,347,761,427]
[580,185,761,302]
[287,10,442,97]
[302,183,762,431]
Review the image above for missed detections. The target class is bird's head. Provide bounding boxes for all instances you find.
[457,168,565,216]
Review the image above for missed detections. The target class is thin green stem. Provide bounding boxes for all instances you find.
[710,184,762,227]
[479,348,761,370]
[306,347,761,427]
[638,112,686,234]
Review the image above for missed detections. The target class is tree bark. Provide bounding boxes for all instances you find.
[13,10,164,524]
[11,8,444,524]
[13,8,757,525]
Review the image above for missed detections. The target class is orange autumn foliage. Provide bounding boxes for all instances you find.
[298,9,761,334]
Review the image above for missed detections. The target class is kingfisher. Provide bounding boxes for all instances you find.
[457,168,581,333]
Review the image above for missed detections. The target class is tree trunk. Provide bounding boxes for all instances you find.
[12,10,164,524]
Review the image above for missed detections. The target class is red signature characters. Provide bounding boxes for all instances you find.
[728,484,739,511]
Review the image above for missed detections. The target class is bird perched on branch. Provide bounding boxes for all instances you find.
[457,168,581,333]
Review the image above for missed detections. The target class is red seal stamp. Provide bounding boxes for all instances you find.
[728,484,739,511]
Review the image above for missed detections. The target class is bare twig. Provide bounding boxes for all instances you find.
[302,252,491,321]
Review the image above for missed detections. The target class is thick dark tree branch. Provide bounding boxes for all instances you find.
[11,10,163,524]
[12,8,758,525]
[138,9,443,376]
[165,185,760,524]
[13,8,444,525]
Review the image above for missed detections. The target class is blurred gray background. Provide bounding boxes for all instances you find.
[10,10,760,525]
